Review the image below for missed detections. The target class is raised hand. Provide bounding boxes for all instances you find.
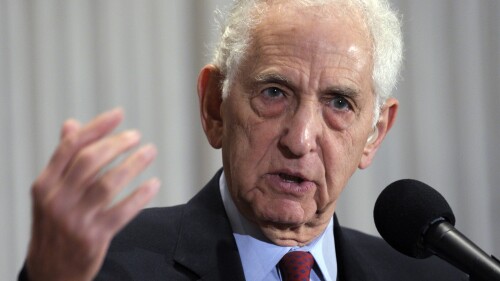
[25,108,160,281]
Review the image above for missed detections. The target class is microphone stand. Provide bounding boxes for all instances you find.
[425,222,500,281]
[467,255,500,281]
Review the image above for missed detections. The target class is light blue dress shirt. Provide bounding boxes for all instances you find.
[219,172,337,281]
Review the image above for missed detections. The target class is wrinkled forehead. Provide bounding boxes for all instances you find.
[231,4,374,103]
[248,2,373,63]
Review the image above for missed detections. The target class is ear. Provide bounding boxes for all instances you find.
[358,97,399,169]
[197,64,224,149]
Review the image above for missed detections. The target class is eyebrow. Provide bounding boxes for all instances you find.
[254,73,291,85]
[323,85,361,99]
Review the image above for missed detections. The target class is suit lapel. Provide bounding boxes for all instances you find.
[334,215,380,281]
[173,170,246,281]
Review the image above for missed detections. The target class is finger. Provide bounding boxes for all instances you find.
[81,144,158,209]
[62,130,142,190]
[52,108,124,177]
[35,108,124,194]
[60,119,82,140]
[33,118,82,198]
[98,178,160,234]
[58,108,125,173]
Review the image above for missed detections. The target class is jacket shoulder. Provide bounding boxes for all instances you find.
[110,205,185,250]
[96,205,194,281]
[341,227,468,280]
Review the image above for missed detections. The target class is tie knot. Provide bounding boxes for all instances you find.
[279,251,315,281]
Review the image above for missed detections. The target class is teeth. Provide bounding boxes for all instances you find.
[279,173,304,183]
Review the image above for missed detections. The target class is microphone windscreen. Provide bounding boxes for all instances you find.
[373,179,455,258]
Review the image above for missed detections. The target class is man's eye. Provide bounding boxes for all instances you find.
[252,86,288,117]
[329,96,352,111]
[262,87,285,98]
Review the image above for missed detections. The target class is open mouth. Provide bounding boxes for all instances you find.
[278,173,305,183]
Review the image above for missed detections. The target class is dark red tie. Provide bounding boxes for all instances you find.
[279,251,315,281]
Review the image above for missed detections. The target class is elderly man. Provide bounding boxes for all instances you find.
[20,0,467,280]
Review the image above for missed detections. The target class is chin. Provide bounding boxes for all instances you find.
[258,223,313,247]
[259,198,311,225]
[251,199,333,246]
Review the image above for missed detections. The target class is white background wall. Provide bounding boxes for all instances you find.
[1,0,499,280]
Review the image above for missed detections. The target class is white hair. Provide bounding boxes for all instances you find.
[212,0,403,124]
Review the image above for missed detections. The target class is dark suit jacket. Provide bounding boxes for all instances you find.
[19,170,467,280]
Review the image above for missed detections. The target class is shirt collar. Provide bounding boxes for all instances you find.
[219,171,337,281]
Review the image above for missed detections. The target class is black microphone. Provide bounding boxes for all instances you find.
[373,179,500,281]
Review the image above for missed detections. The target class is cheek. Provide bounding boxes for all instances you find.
[223,92,288,157]
[221,98,283,189]
[223,114,278,166]
[320,130,368,198]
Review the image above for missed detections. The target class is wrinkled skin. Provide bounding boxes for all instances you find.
[198,4,398,246]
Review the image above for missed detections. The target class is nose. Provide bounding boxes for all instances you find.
[278,101,321,158]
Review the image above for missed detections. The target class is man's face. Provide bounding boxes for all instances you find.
[199,4,396,246]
